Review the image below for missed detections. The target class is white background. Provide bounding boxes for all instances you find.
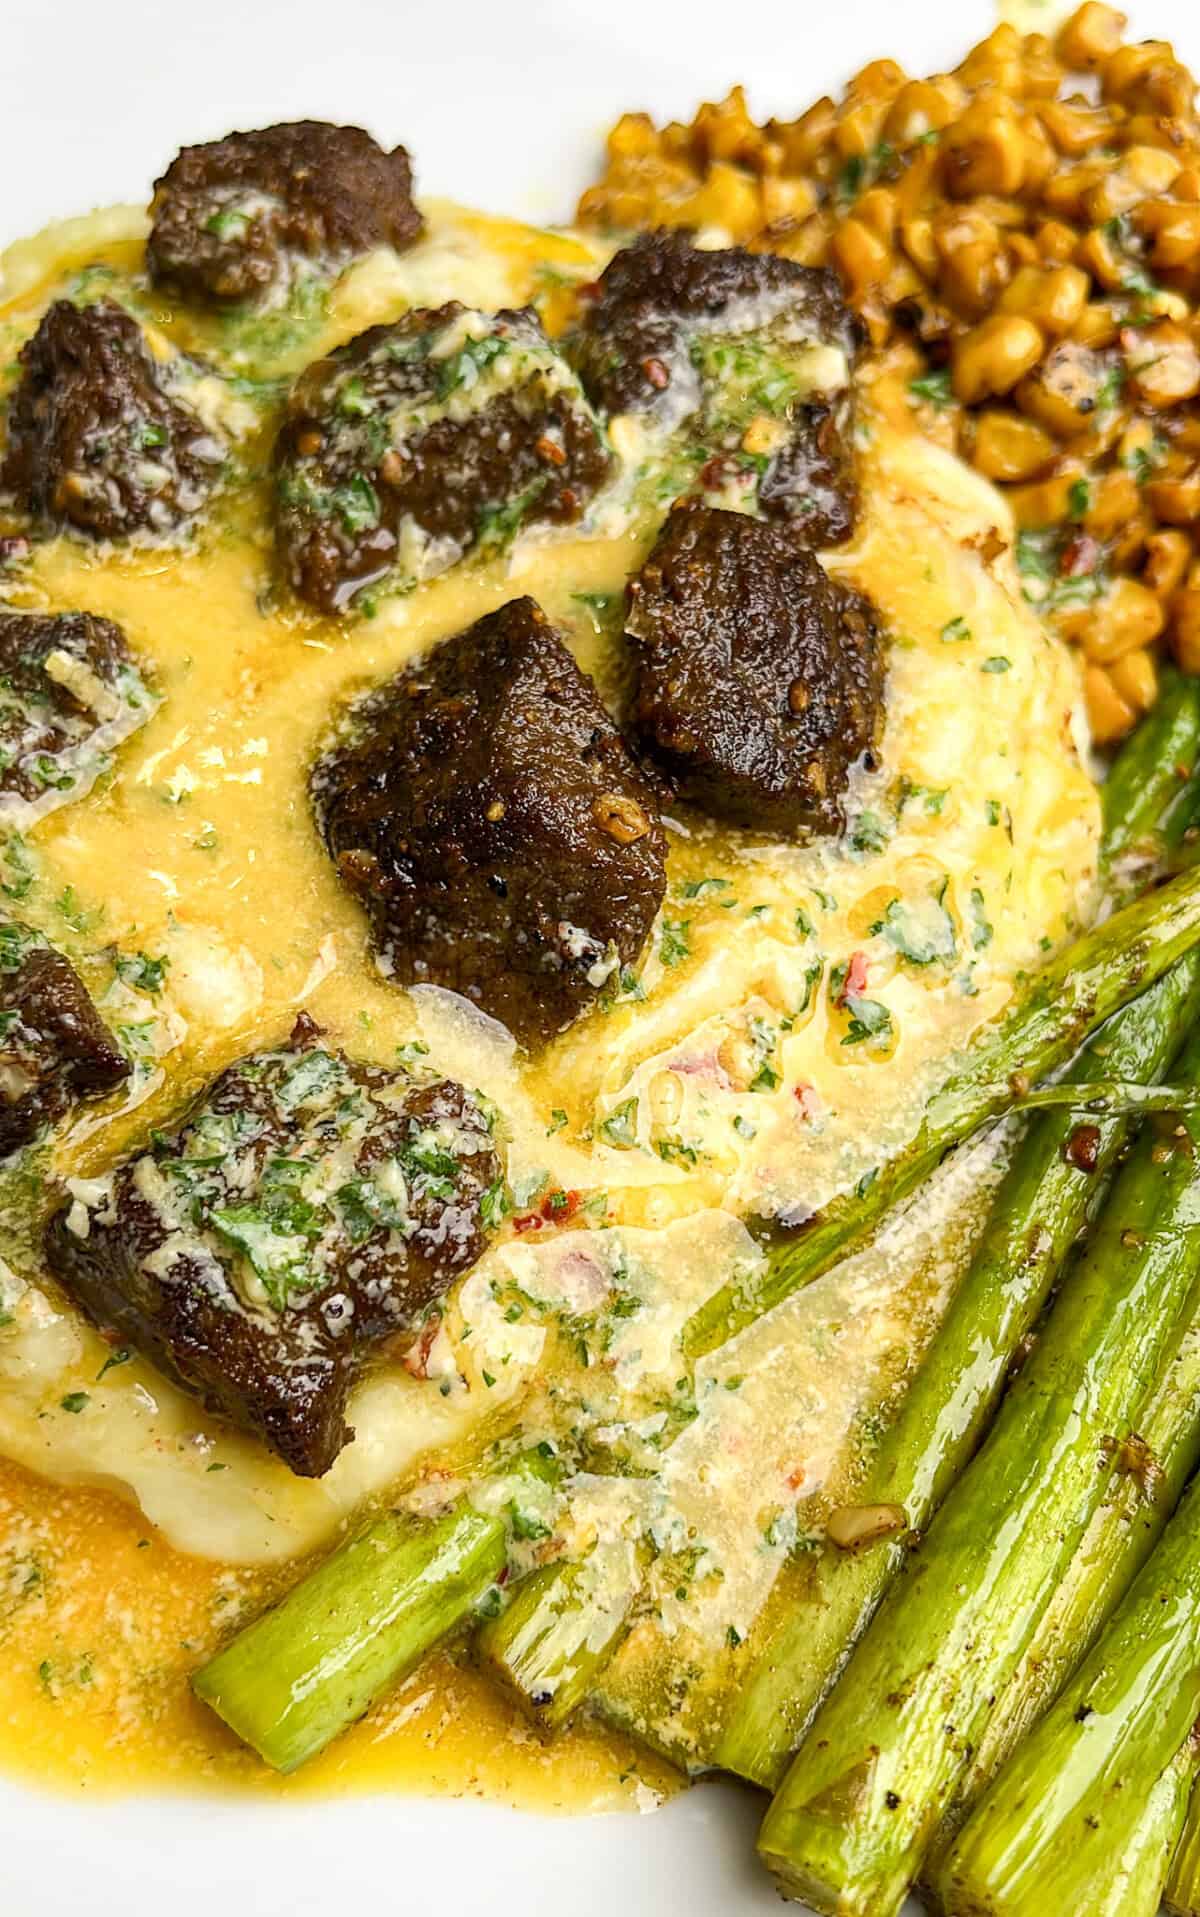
[0,1,1191,1912]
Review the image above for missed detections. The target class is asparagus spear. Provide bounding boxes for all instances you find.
[477,1537,642,1731]
[1107,1751,1200,1917]
[489,866,1200,1731]
[495,963,1200,1737]
[194,1502,505,1772]
[715,950,1200,1789]
[191,704,1200,1776]
[1166,1776,1200,1915]
[1100,669,1200,869]
[927,1240,1200,1861]
[531,865,1200,1733]
[601,710,1200,1772]
[683,862,1200,1358]
[757,1015,1200,1917]
[932,1476,1200,1917]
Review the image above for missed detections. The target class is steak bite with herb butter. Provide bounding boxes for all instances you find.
[44,1034,504,1477]
[1,299,225,541]
[273,303,612,612]
[0,921,130,1158]
[0,609,157,825]
[572,228,861,542]
[627,501,884,834]
[311,596,667,1046]
[146,121,423,309]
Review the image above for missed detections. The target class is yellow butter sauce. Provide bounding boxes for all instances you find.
[0,194,1099,1797]
[0,1453,677,1808]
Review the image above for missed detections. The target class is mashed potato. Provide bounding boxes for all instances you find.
[0,203,1097,1603]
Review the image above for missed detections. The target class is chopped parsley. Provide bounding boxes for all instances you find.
[850,809,891,857]
[599,1098,640,1150]
[908,369,954,410]
[115,950,169,994]
[205,207,250,241]
[841,995,893,1048]
[968,887,994,950]
[55,885,101,933]
[481,1178,512,1231]
[747,1016,781,1093]
[677,876,730,901]
[332,473,381,534]
[659,918,692,968]
[0,834,36,901]
[655,1134,701,1166]
[873,889,957,966]
[1068,478,1092,521]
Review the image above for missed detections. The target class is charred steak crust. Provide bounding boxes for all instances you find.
[312,597,668,1047]
[573,228,862,543]
[146,121,423,307]
[274,303,612,613]
[0,922,129,1158]
[44,1039,503,1477]
[1,299,224,541]
[0,609,156,823]
[626,502,884,835]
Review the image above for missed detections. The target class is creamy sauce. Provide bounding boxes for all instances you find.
[0,1454,675,1811]
[0,197,1100,1799]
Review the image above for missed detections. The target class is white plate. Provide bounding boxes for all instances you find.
[0,1,1194,1912]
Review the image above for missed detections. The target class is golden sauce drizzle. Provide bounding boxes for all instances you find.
[0,1455,677,1809]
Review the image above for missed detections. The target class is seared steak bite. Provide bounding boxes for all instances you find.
[0,921,129,1158]
[147,121,423,308]
[626,502,884,834]
[274,304,612,612]
[2,300,224,541]
[311,597,667,1046]
[573,229,861,543]
[44,1033,503,1477]
[0,610,156,824]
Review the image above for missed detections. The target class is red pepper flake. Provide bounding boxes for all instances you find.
[786,1464,807,1491]
[642,356,670,390]
[838,951,869,1006]
[535,434,567,467]
[541,1187,583,1224]
[793,1082,819,1120]
[513,1211,544,1234]
[1059,532,1101,579]
[699,453,732,490]
[402,1313,442,1380]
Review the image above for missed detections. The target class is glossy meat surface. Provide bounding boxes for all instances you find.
[147,120,423,306]
[2,299,224,540]
[312,597,667,1044]
[274,303,611,611]
[627,502,884,833]
[0,922,129,1158]
[45,1033,503,1476]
